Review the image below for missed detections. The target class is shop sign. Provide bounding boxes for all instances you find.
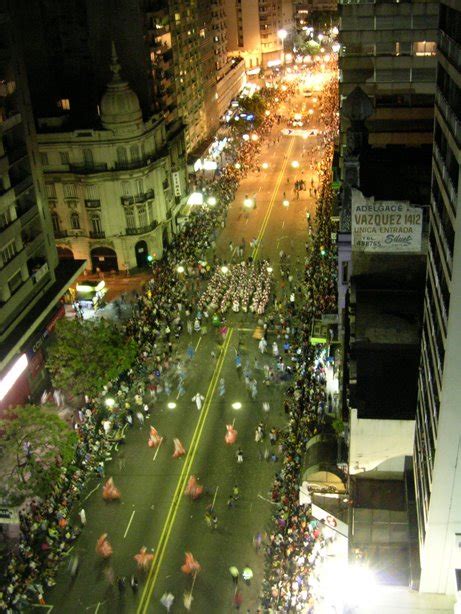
[0,507,19,524]
[172,171,182,197]
[311,504,348,538]
[28,304,65,356]
[352,200,423,253]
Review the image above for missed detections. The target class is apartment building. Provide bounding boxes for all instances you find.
[0,0,85,408]
[414,0,461,597]
[339,0,439,151]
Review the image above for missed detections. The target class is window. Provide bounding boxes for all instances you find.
[85,184,98,200]
[341,261,349,285]
[58,98,70,110]
[60,151,70,164]
[413,41,437,57]
[51,213,61,233]
[1,240,16,266]
[83,149,94,167]
[117,147,127,166]
[0,209,10,229]
[91,215,102,234]
[147,201,153,221]
[63,183,77,198]
[130,145,140,162]
[46,183,57,198]
[135,178,144,196]
[125,207,136,229]
[138,205,148,227]
[8,270,23,293]
[70,212,80,229]
[40,152,49,166]
[122,181,131,196]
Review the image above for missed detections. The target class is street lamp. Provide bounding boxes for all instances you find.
[232,402,242,410]
[291,160,300,168]
[177,265,185,274]
[243,196,254,209]
[167,402,177,409]
[242,133,250,141]
[221,265,230,274]
[282,199,290,207]
[105,398,115,408]
[267,266,273,273]
[207,196,217,206]
[262,162,269,169]
[278,29,288,66]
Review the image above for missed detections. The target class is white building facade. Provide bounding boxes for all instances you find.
[37,49,188,272]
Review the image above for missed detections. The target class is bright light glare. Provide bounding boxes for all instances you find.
[332,43,340,53]
[167,402,177,409]
[105,398,115,408]
[221,266,229,274]
[0,354,28,401]
[177,265,185,274]
[243,197,254,208]
[262,162,269,169]
[242,134,250,141]
[291,160,300,168]
[187,191,204,206]
[277,29,288,41]
[235,162,241,169]
[207,196,217,206]
[267,266,273,273]
[232,402,242,410]
[283,199,290,207]
[250,133,259,141]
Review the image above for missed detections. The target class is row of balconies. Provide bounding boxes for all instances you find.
[120,189,156,206]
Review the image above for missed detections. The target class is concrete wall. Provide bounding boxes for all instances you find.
[349,408,415,475]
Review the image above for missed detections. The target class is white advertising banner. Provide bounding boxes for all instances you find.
[352,200,423,252]
[172,171,182,197]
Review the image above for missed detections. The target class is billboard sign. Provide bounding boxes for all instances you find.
[352,200,423,252]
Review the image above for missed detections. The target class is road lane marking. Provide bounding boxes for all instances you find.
[83,483,100,502]
[123,509,136,539]
[137,329,233,613]
[194,337,202,352]
[252,138,295,260]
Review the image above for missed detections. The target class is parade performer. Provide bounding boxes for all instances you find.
[172,438,186,459]
[102,477,121,501]
[148,425,163,448]
[134,546,154,571]
[225,424,238,445]
[95,533,113,559]
[180,552,201,575]
[184,475,203,500]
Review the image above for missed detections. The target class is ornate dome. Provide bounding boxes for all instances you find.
[100,43,142,133]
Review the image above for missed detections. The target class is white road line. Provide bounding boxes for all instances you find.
[94,604,101,614]
[153,439,163,461]
[83,483,100,502]
[194,337,202,352]
[123,509,136,539]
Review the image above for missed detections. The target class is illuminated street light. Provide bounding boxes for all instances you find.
[250,133,259,141]
[242,133,250,141]
[332,43,340,53]
[243,196,254,208]
[167,402,177,409]
[308,109,314,115]
[278,28,288,66]
[267,266,273,273]
[221,265,230,274]
[177,265,185,274]
[235,162,241,169]
[262,162,269,169]
[283,199,290,207]
[232,401,242,410]
[105,398,115,408]
[291,160,300,168]
[265,110,271,116]
[207,196,217,206]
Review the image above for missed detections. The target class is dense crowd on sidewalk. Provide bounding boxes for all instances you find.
[0,81,292,612]
[261,72,339,612]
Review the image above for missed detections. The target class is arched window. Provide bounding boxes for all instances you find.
[117,146,127,166]
[83,148,94,167]
[51,212,60,233]
[125,207,135,229]
[70,212,80,229]
[130,144,140,162]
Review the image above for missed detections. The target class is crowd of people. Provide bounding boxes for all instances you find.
[0,77,293,612]
[261,72,340,612]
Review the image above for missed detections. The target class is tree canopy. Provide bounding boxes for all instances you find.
[46,319,137,399]
[0,405,77,504]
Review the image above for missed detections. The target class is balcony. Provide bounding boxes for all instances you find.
[439,30,461,71]
[120,189,155,205]
[114,158,155,171]
[125,220,158,235]
[436,89,461,148]
[13,175,33,198]
[89,230,106,239]
[24,232,44,255]
[69,162,108,174]
[19,204,39,226]
[433,143,458,214]
[55,230,69,238]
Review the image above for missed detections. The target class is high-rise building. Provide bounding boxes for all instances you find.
[16,0,244,155]
[224,0,293,69]
[0,0,85,409]
[338,0,439,152]
[413,0,461,597]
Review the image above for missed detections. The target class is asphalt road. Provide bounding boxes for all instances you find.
[39,87,324,614]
